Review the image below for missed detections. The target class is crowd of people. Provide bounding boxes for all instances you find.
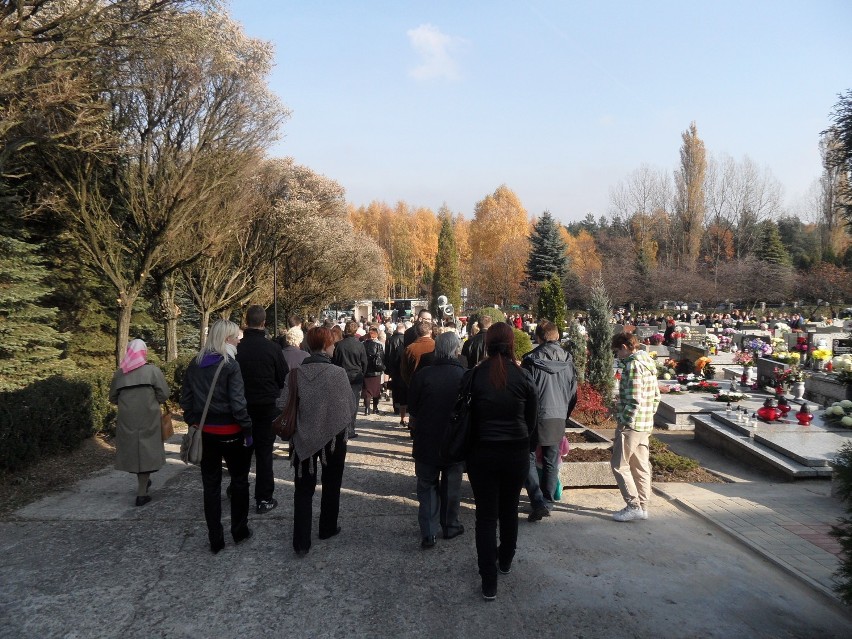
[108,306,662,601]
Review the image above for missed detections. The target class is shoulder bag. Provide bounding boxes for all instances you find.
[439,368,477,464]
[180,359,225,465]
[272,369,299,441]
[161,407,174,441]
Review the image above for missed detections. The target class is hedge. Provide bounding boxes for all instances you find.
[0,355,196,473]
[0,370,116,473]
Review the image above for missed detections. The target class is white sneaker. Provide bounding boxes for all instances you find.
[613,506,645,522]
[639,507,649,520]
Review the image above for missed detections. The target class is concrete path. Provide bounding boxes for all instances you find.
[1,406,850,638]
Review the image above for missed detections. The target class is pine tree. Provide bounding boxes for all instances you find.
[756,221,791,266]
[0,236,76,391]
[526,210,567,282]
[430,209,462,319]
[586,277,614,400]
[536,275,566,331]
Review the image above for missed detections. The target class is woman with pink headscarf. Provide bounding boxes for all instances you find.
[109,339,170,506]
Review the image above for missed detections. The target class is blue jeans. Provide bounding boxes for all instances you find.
[524,445,560,511]
[414,460,464,538]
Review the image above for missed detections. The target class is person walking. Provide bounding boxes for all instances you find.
[362,326,385,415]
[180,320,254,553]
[385,322,407,422]
[282,326,310,371]
[610,332,660,522]
[332,320,368,438]
[466,323,538,601]
[278,327,356,556]
[109,339,170,506]
[461,314,491,368]
[400,320,435,387]
[407,332,467,549]
[236,305,288,515]
[521,320,578,521]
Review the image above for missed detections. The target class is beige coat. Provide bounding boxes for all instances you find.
[109,364,170,473]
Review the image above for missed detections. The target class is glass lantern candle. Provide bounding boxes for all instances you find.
[757,398,781,422]
[795,404,813,426]
[776,396,792,418]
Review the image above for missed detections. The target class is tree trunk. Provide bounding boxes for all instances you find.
[155,274,181,362]
[199,310,210,349]
[115,299,136,366]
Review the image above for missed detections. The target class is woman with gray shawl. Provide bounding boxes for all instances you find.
[277,326,356,556]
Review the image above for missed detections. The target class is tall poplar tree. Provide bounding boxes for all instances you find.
[674,122,707,270]
[586,278,614,401]
[526,210,567,282]
[430,208,462,319]
[536,275,566,330]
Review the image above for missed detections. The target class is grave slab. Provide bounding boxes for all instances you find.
[692,414,833,479]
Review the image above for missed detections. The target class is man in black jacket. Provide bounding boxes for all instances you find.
[332,320,368,438]
[236,305,288,514]
[521,320,577,521]
[461,314,491,368]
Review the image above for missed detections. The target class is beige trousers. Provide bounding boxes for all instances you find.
[610,428,651,509]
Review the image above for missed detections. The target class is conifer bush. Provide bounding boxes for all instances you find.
[830,442,852,604]
[586,278,614,402]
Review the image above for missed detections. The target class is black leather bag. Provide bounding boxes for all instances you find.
[440,368,477,463]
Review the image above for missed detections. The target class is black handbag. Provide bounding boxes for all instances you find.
[440,368,477,463]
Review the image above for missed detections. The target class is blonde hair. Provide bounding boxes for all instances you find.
[198,319,240,364]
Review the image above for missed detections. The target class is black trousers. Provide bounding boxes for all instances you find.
[293,432,347,552]
[466,441,529,583]
[247,403,277,504]
[348,383,362,436]
[200,432,251,544]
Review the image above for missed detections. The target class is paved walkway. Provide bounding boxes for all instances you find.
[1,403,851,638]
[655,481,845,602]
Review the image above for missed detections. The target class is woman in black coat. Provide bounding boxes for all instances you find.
[408,331,467,549]
[466,322,537,601]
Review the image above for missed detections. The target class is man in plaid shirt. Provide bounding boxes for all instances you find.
[610,333,660,522]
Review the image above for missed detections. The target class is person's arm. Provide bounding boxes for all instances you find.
[153,367,170,404]
[275,347,289,389]
[618,361,641,429]
[179,364,199,425]
[226,364,253,435]
[523,373,539,449]
[408,372,422,417]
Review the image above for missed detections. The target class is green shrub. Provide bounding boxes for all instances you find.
[830,442,852,604]
[161,353,195,406]
[649,436,699,473]
[513,329,533,361]
[0,370,115,472]
[475,306,507,326]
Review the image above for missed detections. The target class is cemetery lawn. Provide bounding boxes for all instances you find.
[0,433,116,518]
[565,437,724,484]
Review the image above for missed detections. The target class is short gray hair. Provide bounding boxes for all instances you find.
[434,331,461,360]
[285,326,304,347]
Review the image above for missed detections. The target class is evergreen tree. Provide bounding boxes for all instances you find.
[564,319,587,383]
[526,210,567,282]
[586,278,614,400]
[536,275,566,331]
[756,221,791,266]
[430,210,462,319]
[0,236,76,391]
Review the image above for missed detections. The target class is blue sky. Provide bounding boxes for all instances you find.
[227,0,852,224]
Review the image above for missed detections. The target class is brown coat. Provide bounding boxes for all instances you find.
[401,336,435,386]
[109,364,170,473]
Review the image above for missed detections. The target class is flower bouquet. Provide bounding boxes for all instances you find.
[771,352,801,366]
[650,333,664,345]
[686,379,720,393]
[733,351,755,367]
[775,366,807,384]
[744,338,773,358]
[718,335,733,352]
[659,383,685,395]
[714,390,749,403]
[822,400,852,429]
